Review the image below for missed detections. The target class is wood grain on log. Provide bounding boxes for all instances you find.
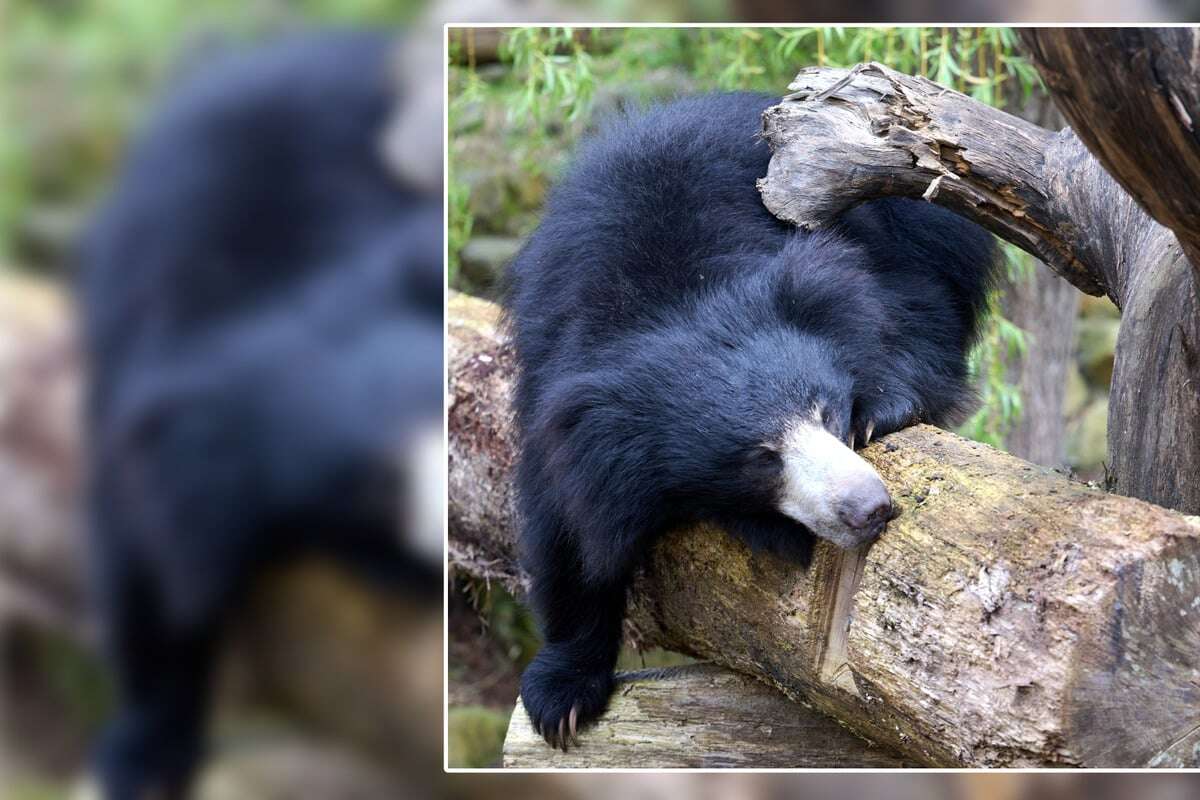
[503,664,914,768]
[448,291,1200,768]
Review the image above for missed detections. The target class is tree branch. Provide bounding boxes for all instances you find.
[757,62,1165,308]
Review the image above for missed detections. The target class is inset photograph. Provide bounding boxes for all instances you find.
[447,25,1200,770]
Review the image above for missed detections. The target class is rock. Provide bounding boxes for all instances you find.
[448,706,512,768]
[457,163,545,238]
[591,67,699,120]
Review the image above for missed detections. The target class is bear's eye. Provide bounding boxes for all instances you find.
[819,405,851,440]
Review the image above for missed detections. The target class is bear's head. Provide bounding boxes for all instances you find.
[536,299,895,557]
[626,323,894,551]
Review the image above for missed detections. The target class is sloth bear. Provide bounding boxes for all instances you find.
[504,92,998,748]
[80,32,441,797]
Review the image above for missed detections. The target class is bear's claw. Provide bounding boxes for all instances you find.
[521,650,614,751]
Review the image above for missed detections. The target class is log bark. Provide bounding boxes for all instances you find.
[228,561,444,773]
[503,664,914,768]
[756,61,1200,515]
[448,290,1200,768]
[757,63,1149,304]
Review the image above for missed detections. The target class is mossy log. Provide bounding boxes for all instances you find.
[448,290,1200,768]
[503,664,914,768]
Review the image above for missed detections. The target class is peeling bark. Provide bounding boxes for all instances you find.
[448,291,1200,768]
[757,63,1147,302]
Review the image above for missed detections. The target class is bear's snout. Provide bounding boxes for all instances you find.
[834,479,893,542]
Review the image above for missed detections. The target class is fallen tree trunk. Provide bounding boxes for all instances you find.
[448,290,1200,768]
[503,664,914,768]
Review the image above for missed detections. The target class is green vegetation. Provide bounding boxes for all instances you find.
[0,0,421,266]
[461,578,542,667]
[450,26,1040,446]
[446,706,512,768]
[959,242,1034,447]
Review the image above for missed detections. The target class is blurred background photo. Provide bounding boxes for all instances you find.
[1,3,446,798]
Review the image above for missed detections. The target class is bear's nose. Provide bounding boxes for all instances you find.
[835,479,894,538]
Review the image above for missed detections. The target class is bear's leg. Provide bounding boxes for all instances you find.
[717,511,816,568]
[93,551,217,800]
[519,519,626,750]
[88,439,237,799]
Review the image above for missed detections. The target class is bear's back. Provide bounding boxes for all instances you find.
[505,92,790,362]
[81,31,417,377]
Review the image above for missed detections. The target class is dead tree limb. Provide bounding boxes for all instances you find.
[448,290,1200,768]
[758,62,1147,303]
[757,61,1200,516]
[1015,29,1200,517]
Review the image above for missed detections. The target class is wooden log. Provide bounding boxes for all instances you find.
[0,273,87,640]
[757,62,1152,304]
[503,664,914,768]
[448,290,1200,768]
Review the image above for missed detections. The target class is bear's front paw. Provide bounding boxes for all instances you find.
[852,392,920,448]
[520,647,615,751]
